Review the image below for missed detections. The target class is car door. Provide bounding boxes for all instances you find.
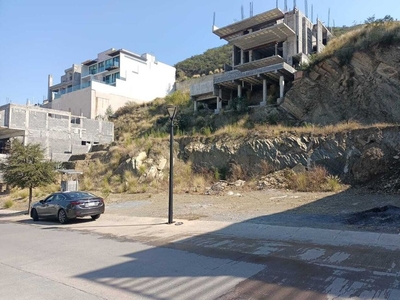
[36,195,56,217]
[47,194,61,217]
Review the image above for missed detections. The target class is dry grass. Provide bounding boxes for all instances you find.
[3,199,13,209]
[286,166,343,192]
[306,21,400,68]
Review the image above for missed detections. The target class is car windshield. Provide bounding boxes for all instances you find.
[65,192,97,200]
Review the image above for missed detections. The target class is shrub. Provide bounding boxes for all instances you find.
[165,90,191,107]
[3,199,13,209]
[287,166,335,192]
[336,47,354,66]
[18,189,29,199]
[229,96,248,113]
[202,127,212,137]
[227,162,245,181]
[323,175,342,192]
[195,116,206,128]
[81,176,94,191]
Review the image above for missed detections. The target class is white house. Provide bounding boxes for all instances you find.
[45,48,176,119]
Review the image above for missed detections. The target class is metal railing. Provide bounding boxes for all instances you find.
[53,76,126,99]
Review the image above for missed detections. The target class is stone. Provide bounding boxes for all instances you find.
[292,163,307,173]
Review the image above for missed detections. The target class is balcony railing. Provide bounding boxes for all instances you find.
[53,81,91,99]
[105,61,120,70]
[52,77,125,99]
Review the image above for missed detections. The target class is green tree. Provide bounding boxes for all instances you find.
[105,105,114,120]
[0,140,57,213]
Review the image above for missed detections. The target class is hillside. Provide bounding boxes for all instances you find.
[175,44,231,81]
[173,25,358,82]
[283,21,400,125]
[64,20,400,197]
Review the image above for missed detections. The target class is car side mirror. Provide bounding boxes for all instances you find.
[39,200,45,204]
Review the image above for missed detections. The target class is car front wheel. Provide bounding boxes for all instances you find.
[31,209,39,221]
[91,214,101,220]
[58,209,68,224]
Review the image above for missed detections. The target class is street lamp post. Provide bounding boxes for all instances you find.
[166,105,178,224]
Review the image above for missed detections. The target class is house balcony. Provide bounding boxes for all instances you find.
[52,77,126,99]
[105,61,119,71]
[214,62,296,89]
[235,56,284,72]
[81,69,98,77]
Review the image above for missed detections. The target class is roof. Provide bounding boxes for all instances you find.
[213,8,285,41]
[82,59,98,66]
[108,48,146,61]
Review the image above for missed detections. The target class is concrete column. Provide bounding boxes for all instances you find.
[215,89,222,114]
[275,43,278,56]
[248,29,253,62]
[279,76,285,98]
[261,79,267,106]
[237,84,242,98]
[240,49,244,65]
[48,74,53,101]
[193,99,197,112]
[232,46,235,67]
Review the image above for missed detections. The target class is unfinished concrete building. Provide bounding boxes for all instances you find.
[0,104,114,162]
[191,7,332,113]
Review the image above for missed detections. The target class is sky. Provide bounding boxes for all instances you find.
[0,0,399,105]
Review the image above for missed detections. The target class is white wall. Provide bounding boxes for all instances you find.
[50,87,92,117]
[90,81,140,118]
[119,53,175,102]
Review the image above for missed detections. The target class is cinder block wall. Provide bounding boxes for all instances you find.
[1,104,114,161]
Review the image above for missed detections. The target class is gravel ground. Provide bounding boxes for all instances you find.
[105,188,400,233]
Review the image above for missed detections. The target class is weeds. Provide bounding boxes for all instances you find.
[3,199,13,209]
[304,21,400,71]
[286,166,343,192]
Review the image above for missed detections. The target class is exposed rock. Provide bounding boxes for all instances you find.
[205,181,229,195]
[352,146,388,183]
[292,163,307,173]
[179,126,400,185]
[281,45,400,125]
[233,180,246,187]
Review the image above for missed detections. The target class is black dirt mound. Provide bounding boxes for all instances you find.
[345,205,400,232]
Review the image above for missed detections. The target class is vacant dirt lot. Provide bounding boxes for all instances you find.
[2,188,400,233]
[102,188,400,233]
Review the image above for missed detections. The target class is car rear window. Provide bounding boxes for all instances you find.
[65,192,97,199]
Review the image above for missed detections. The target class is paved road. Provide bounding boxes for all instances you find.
[1,213,400,299]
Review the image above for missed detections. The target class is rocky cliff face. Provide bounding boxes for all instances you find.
[179,126,400,185]
[281,45,400,125]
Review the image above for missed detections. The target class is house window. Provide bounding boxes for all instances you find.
[111,72,120,83]
[104,72,119,84]
[98,61,105,72]
[113,56,120,66]
[103,75,111,84]
[71,117,81,124]
[89,64,97,75]
[105,59,113,69]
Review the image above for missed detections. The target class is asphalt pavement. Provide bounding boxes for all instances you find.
[1,210,400,299]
